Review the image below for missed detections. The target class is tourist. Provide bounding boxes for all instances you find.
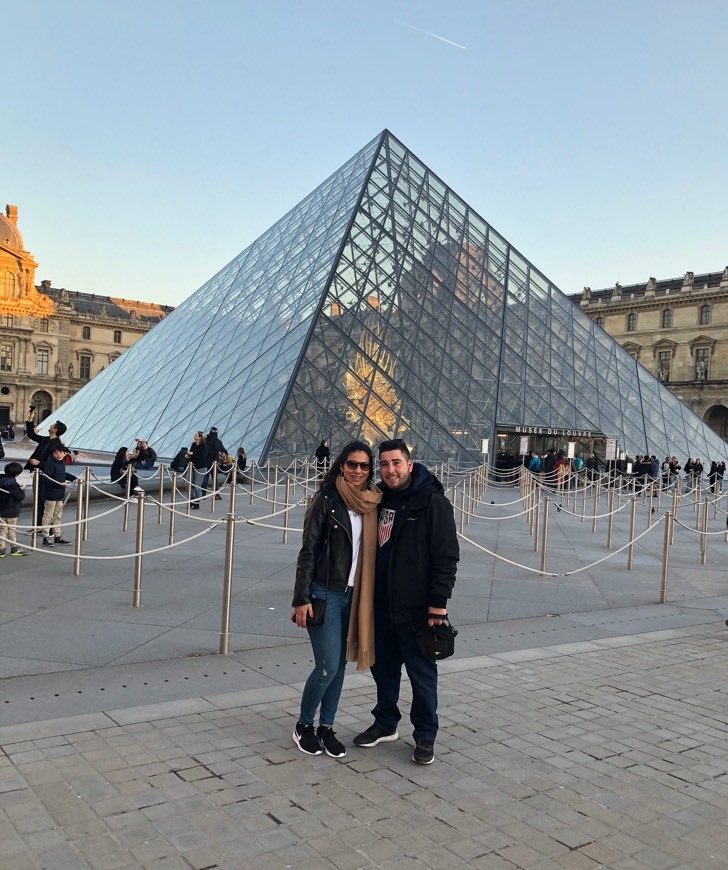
[291,440,381,757]
[0,462,27,557]
[186,431,209,509]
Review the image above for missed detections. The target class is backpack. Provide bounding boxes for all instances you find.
[573,457,583,472]
[530,456,541,472]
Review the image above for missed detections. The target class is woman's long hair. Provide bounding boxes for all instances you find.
[114,447,128,462]
[321,440,375,490]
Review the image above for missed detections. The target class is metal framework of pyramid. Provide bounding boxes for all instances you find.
[52,130,728,467]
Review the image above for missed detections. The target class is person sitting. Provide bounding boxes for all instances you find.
[235,446,248,484]
[170,447,189,474]
[132,440,157,470]
[111,447,142,494]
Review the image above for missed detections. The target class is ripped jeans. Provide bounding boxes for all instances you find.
[298,583,352,727]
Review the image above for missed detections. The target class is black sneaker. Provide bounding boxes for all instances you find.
[43,538,55,547]
[54,537,71,545]
[190,503,200,510]
[316,726,346,758]
[352,723,398,747]
[0,551,5,558]
[9,548,27,557]
[293,722,322,756]
[412,740,435,765]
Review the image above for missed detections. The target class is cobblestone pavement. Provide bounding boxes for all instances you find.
[2,622,728,869]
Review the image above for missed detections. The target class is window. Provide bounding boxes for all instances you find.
[36,348,49,375]
[700,304,711,325]
[657,351,670,383]
[662,309,672,328]
[82,326,91,340]
[595,317,604,328]
[627,312,637,332]
[79,354,91,380]
[39,318,49,333]
[1,271,15,298]
[3,315,13,327]
[113,329,122,344]
[0,343,12,371]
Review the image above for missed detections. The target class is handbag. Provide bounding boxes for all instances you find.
[414,617,458,661]
[308,597,326,626]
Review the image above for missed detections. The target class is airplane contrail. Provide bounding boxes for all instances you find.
[405,24,467,50]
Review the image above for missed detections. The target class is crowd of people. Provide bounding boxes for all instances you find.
[522,447,726,493]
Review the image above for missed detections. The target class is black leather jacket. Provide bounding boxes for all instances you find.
[292,488,353,606]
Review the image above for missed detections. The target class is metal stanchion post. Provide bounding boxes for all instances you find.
[229,467,237,514]
[249,459,255,505]
[73,479,83,576]
[210,462,218,514]
[272,465,278,515]
[122,466,132,532]
[540,497,550,575]
[83,466,91,542]
[627,496,637,570]
[700,497,709,565]
[219,512,236,654]
[157,463,165,525]
[671,485,678,545]
[132,491,144,607]
[533,491,540,552]
[186,462,193,515]
[459,485,465,535]
[660,513,671,604]
[606,488,615,548]
[31,468,40,550]
[282,477,290,544]
[169,472,177,545]
[581,482,587,522]
[647,484,654,530]
[591,484,599,534]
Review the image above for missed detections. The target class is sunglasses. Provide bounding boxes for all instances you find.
[344,460,370,471]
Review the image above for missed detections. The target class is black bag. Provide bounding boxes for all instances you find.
[308,597,326,626]
[291,597,326,627]
[0,439,5,460]
[415,617,458,661]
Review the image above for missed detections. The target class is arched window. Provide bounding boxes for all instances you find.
[1,271,15,298]
[82,326,91,340]
[662,309,672,328]
[113,329,122,344]
[627,312,637,332]
[700,304,711,325]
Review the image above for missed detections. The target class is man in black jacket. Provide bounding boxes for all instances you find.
[25,407,68,527]
[353,439,458,765]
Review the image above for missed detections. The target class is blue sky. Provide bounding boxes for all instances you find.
[4,0,727,306]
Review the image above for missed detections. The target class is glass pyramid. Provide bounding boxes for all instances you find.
[52,130,728,467]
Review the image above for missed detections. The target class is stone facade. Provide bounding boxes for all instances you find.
[0,204,173,428]
[570,269,728,440]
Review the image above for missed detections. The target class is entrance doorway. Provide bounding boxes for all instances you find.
[705,405,728,441]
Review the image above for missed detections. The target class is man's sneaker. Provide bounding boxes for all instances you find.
[214,493,222,500]
[412,740,435,765]
[0,551,5,557]
[292,722,322,756]
[352,723,399,747]
[43,537,55,547]
[133,486,144,494]
[54,537,71,545]
[9,548,27,557]
[316,726,346,758]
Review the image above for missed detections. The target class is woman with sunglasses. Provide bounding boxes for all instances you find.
[291,441,382,757]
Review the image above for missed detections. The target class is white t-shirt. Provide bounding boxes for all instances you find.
[347,510,362,587]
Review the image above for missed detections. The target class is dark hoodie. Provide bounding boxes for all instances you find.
[0,475,25,518]
[375,462,459,624]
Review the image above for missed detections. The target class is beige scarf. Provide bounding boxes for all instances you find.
[336,474,382,671]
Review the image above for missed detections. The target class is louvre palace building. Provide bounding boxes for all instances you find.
[570,270,728,442]
[0,204,173,429]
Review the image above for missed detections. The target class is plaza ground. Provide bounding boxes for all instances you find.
[1,443,728,868]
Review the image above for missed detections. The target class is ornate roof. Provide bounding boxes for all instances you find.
[0,206,23,251]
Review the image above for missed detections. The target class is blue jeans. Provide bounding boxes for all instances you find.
[370,602,439,742]
[299,583,352,727]
[191,467,208,502]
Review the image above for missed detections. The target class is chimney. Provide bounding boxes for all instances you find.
[5,205,18,224]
